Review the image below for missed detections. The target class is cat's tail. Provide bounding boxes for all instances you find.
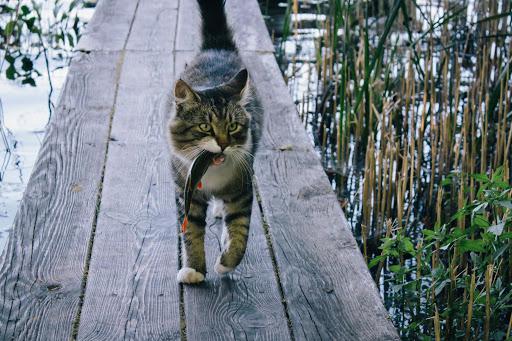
[196,0,236,51]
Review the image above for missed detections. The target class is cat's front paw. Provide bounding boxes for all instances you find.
[177,267,205,284]
[214,257,234,275]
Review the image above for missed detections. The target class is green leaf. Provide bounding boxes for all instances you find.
[21,57,33,72]
[423,229,436,236]
[389,264,401,273]
[20,5,30,15]
[473,215,490,228]
[400,238,415,253]
[4,20,16,36]
[473,173,489,182]
[5,54,15,64]
[491,166,504,182]
[67,33,75,47]
[6,64,16,80]
[441,177,452,186]
[458,239,486,253]
[25,17,36,32]
[21,77,36,86]
[368,255,384,269]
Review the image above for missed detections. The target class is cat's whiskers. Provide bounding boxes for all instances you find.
[230,148,253,188]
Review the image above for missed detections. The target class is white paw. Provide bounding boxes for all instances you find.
[211,199,224,219]
[177,267,205,284]
[214,257,234,275]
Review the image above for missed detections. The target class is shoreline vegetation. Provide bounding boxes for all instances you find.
[260,0,512,339]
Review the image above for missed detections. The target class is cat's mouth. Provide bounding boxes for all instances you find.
[212,153,225,166]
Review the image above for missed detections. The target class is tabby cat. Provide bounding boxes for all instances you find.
[168,0,262,283]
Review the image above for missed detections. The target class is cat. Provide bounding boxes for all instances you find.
[168,0,263,284]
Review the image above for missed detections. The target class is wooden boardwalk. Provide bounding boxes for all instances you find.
[0,0,398,340]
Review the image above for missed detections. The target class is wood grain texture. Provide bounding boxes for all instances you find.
[76,51,180,341]
[77,3,181,338]
[225,0,274,52]
[183,202,291,341]
[175,0,200,51]
[243,51,399,340]
[77,0,139,51]
[126,0,178,52]
[0,51,121,341]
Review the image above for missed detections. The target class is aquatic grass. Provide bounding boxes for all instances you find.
[267,0,512,337]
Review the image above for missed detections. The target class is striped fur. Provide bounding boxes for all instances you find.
[169,1,262,283]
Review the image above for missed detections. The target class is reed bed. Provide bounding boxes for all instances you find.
[261,0,512,338]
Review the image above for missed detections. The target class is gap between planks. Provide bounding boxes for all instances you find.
[171,0,189,340]
[253,179,296,341]
[70,0,142,338]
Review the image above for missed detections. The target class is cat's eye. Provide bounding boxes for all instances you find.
[198,123,211,132]
[228,123,239,132]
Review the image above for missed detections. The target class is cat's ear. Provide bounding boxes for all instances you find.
[174,79,199,104]
[223,69,251,105]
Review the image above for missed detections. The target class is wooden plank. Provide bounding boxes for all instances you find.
[174,0,200,51]
[77,0,181,337]
[175,0,274,52]
[183,202,291,341]
[0,51,121,341]
[76,51,180,341]
[77,0,139,52]
[126,0,179,52]
[225,0,274,52]
[175,49,291,341]
[243,51,399,340]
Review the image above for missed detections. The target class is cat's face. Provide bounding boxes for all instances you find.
[169,69,252,165]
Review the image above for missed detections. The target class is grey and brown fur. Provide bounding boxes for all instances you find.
[169,0,262,283]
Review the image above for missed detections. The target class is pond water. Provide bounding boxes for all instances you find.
[0,1,94,256]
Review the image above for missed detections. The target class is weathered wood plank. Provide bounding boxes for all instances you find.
[77,0,181,337]
[77,0,139,52]
[175,0,199,52]
[175,0,274,52]
[0,51,121,341]
[183,202,291,341]
[226,0,274,52]
[76,51,180,341]
[243,51,399,340]
[126,0,178,52]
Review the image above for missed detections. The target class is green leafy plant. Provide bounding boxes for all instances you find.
[1,0,86,87]
[371,167,512,340]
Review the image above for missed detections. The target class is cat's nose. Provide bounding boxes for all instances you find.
[217,140,229,151]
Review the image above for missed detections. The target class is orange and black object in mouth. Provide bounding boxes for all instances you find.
[182,151,215,232]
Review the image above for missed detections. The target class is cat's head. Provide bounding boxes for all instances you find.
[169,69,252,165]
